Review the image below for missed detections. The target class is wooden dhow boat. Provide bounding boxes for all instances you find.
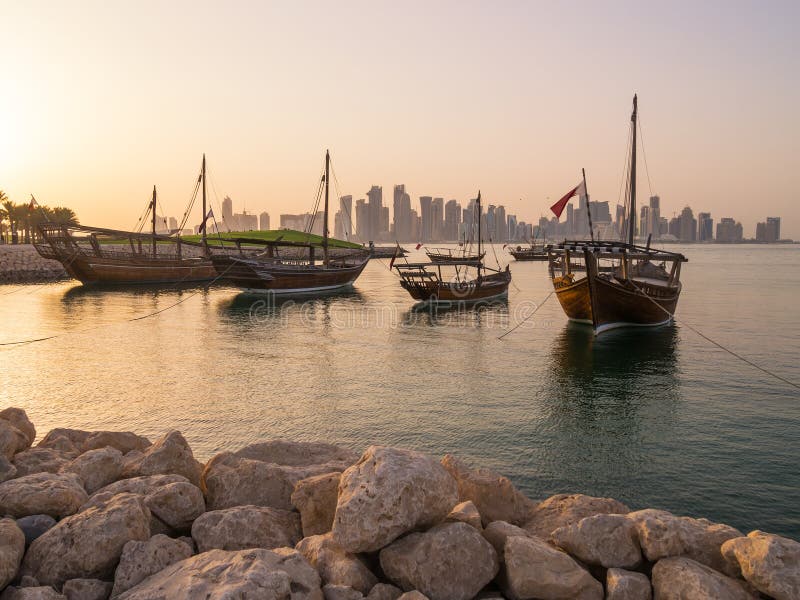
[425,246,485,263]
[34,157,217,285]
[547,95,688,334]
[208,150,369,294]
[395,192,511,304]
[509,240,549,261]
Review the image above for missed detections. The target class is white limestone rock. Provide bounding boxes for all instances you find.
[191,505,301,553]
[332,446,458,553]
[62,579,112,600]
[0,408,35,448]
[721,530,800,600]
[650,556,758,599]
[0,518,26,590]
[0,473,88,519]
[379,522,499,600]
[121,431,202,486]
[292,472,342,537]
[605,568,652,600]
[110,534,193,598]
[295,533,377,595]
[523,493,630,539]
[60,447,124,495]
[550,513,642,569]
[445,501,483,530]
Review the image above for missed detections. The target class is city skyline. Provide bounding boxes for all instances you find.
[1,2,798,237]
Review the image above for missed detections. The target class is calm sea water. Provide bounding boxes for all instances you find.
[1,244,798,539]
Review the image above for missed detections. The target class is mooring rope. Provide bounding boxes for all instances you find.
[497,290,554,340]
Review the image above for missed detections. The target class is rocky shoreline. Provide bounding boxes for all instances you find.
[0,409,797,600]
[0,246,67,283]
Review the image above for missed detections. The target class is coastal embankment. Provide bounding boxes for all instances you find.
[0,245,66,283]
[0,408,798,599]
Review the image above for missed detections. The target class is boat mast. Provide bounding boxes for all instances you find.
[151,185,157,256]
[201,154,208,247]
[476,191,482,277]
[628,94,637,245]
[582,168,594,242]
[323,149,330,266]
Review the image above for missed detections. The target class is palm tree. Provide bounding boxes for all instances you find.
[1,196,16,244]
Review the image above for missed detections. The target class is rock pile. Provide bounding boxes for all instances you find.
[0,408,798,599]
[0,246,67,283]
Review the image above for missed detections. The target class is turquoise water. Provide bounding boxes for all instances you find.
[1,244,798,538]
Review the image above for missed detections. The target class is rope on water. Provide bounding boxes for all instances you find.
[628,280,800,391]
[497,290,554,340]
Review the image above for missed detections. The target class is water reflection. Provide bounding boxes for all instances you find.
[402,298,510,329]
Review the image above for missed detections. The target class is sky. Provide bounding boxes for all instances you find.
[1,0,798,238]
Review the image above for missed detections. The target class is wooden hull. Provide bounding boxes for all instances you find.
[427,252,485,263]
[210,255,368,294]
[42,251,216,285]
[552,276,592,323]
[509,250,549,261]
[586,275,680,334]
[400,270,511,304]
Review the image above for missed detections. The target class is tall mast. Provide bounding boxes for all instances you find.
[323,149,330,266]
[628,94,638,245]
[582,168,594,242]
[151,185,157,256]
[201,154,207,246]
[476,191,482,277]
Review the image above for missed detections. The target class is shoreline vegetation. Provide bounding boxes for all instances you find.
[0,409,797,599]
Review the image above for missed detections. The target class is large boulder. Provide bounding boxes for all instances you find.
[0,518,25,590]
[62,579,113,600]
[441,455,534,526]
[0,456,16,484]
[84,475,204,532]
[296,533,378,595]
[111,534,193,598]
[523,493,630,538]
[202,441,356,512]
[37,429,149,456]
[322,585,363,600]
[115,548,323,599]
[0,473,88,518]
[332,446,458,553]
[60,447,124,494]
[721,530,800,600]
[191,505,301,553]
[14,515,57,548]
[11,449,72,477]
[502,535,603,600]
[0,408,35,448]
[365,584,402,600]
[20,492,151,587]
[481,521,531,561]
[0,421,29,460]
[551,513,642,569]
[651,556,757,599]
[121,431,201,486]
[292,472,341,537]
[380,522,498,600]
[628,509,742,576]
[605,568,651,600]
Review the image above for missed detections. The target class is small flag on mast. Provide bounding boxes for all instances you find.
[198,208,214,233]
[415,243,423,250]
[550,181,586,219]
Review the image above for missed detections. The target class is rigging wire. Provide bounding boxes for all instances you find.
[637,115,655,198]
[497,291,554,340]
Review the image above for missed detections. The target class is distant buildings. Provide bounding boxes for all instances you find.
[697,212,713,242]
[259,212,270,231]
[756,217,781,242]
[716,218,744,243]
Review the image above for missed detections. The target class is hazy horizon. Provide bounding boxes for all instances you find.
[1,0,798,237]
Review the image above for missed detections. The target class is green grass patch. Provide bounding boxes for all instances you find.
[183,229,362,249]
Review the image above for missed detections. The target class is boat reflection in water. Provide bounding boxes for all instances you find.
[533,322,681,502]
[403,297,509,328]
[218,289,366,328]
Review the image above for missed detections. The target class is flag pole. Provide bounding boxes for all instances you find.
[582,168,594,242]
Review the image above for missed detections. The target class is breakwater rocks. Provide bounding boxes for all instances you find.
[0,245,67,283]
[0,410,798,599]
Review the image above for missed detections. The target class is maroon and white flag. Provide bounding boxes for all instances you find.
[550,181,585,218]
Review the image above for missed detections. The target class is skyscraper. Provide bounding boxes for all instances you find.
[259,212,270,231]
[392,185,412,241]
[648,195,661,239]
[355,199,369,241]
[697,212,713,241]
[495,205,507,242]
[444,200,461,241]
[431,198,444,241]
[419,196,433,242]
[716,218,743,243]
[678,206,697,242]
[366,186,383,241]
[766,217,781,242]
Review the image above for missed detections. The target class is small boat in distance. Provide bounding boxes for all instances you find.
[547,95,688,334]
[34,157,217,285]
[425,246,485,263]
[395,191,511,304]
[508,240,549,261]
[208,150,369,294]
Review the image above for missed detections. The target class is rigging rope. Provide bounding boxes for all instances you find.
[497,290,554,340]
[637,115,655,199]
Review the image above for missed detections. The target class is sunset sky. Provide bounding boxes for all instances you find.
[1,0,798,237]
